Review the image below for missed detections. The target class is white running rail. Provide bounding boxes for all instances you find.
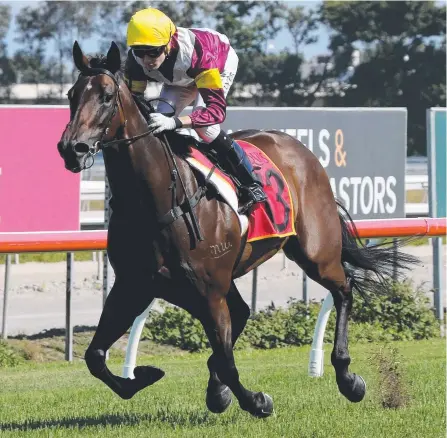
[80,175,430,227]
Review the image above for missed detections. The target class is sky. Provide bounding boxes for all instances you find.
[2,0,331,60]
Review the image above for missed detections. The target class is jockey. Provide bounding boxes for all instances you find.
[124,8,267,206]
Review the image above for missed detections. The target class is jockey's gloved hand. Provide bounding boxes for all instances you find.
[148,113,182,135]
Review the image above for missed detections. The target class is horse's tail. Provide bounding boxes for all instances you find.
[336,200,420,298]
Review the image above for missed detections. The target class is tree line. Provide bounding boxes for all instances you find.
[0,1,445,155]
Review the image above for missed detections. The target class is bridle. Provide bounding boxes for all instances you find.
[71,66,205,243]
[69,67,126,170]
[72,67,173,170]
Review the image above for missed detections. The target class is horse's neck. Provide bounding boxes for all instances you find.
[104,89,192,220]
[103,145,144,214]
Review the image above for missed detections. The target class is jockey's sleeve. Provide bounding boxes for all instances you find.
[188,68,227,128]
[124,49,149,94]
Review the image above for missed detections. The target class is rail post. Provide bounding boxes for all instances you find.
[1,254,11,339]
[102,177,112,360]
[251,267,258,314]
[308,293,333,377]
[433,238,443,321]
[303,272,308,306]
[65,252,73,361]
[123,301,155,378]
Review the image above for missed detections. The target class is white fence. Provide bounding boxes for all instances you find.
[80,175,429,227]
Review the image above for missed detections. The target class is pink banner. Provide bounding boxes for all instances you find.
[0,106,80,232]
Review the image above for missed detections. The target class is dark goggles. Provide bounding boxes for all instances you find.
[132,45,166,59]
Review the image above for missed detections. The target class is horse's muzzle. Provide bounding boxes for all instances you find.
[73,142,91,155]
[73,141,100,157]
[57,140,86,173]
[58,139,98,173]
[65,164,83,173]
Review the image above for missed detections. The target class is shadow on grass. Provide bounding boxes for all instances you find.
[0,409,217,431]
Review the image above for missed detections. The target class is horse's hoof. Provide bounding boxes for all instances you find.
[206,385,232,414]
[241,392,274,418]
[115,366,165,400]
[339,374,366,403]
[134,365,165,387]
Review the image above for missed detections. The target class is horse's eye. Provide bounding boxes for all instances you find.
[104,93,114,103]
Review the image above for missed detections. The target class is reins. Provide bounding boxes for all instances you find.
[77,66,206,244]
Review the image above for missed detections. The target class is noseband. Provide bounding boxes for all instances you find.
[73,67,205,242]
[73,67,175,171]
[74,67,127,165]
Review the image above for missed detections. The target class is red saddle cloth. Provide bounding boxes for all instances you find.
[189,140,296,242]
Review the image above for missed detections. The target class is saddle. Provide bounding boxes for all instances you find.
[132,94,245,198]
[131,95,296,244]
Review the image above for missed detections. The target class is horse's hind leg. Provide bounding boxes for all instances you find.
[84,274,164,400]
[283,236,366,402]
[202,286,273,418]
[206,281,250,413]
[329,273,366,402]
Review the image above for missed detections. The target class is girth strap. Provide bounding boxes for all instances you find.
[158,164,216,229]
[158,185,204,227]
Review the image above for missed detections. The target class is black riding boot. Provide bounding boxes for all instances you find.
[209,131,267,206]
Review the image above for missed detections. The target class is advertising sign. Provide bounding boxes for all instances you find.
[427,108,446,218]
[219,108,407,219]
[427,107,446,321]
[0,106,80,232]
[1,106,405,230]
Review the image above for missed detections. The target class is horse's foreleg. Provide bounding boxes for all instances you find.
[330,280,366,403]
[203,290,273,418]
[85,276,164,400]
[206,281,250,414]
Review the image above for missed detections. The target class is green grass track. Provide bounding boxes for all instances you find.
[0,340,444,438]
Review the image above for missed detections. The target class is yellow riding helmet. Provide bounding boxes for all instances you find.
[127,8,176,47]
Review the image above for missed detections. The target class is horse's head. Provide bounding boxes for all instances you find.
[57,41,126,173]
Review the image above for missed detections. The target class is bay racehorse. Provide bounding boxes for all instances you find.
[57,41,417,418]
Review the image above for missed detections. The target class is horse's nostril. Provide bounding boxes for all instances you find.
[73,142,90,154]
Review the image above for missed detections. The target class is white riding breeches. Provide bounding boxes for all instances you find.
[156,47,238,143]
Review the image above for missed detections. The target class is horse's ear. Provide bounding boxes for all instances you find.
[107,41,121,74]
[73,41,89,72]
